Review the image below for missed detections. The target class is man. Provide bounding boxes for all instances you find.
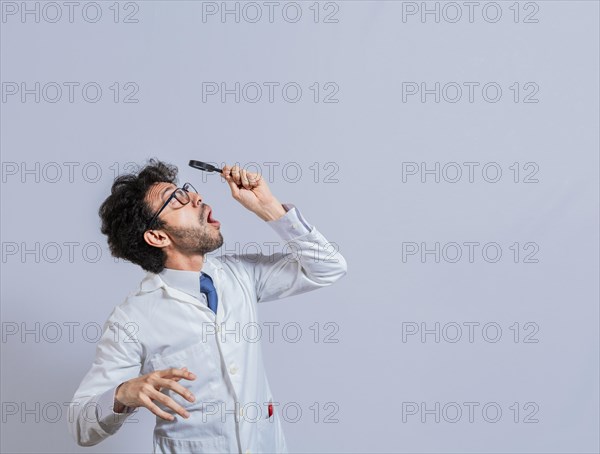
[68,159,347,453]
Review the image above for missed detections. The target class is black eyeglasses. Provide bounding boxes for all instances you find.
[146,182,198,230]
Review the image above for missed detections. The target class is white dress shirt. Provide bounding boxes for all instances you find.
[68,204,347,453]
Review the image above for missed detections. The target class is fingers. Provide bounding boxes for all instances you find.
[159,367,196,381]
[140,393,184,421]
[172,367,188,382]
[156,377,196,403]
[247,172,261,187]
[221,164,261,190]
[222,165,241,199]
[240,169,251,189]
[148,388,191,420]
[242,169,261,188]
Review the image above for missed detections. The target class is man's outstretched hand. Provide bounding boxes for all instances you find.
[114,367,196,421]
[221,164,286,222]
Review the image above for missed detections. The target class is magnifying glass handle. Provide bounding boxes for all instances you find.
[189,160,223,173]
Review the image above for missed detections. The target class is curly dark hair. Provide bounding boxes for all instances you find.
[99,159,178,273]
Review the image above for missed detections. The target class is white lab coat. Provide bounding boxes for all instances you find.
[68,204,347,453]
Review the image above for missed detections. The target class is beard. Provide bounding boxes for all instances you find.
[163,222,224,257]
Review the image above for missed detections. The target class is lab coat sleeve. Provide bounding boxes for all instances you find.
[248,203,347,303]
[68,305,142,447]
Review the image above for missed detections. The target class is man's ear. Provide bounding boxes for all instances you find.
[143,229,170,248]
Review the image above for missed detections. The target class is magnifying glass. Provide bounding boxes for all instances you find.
[189,160,223,174]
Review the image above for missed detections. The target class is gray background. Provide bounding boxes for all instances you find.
[1,1,599,452]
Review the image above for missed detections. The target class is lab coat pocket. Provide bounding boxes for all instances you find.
[150,340,219,413]
[153,433,227,453]
[256,413,278,453]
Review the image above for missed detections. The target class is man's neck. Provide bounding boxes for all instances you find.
[163,253,206,272]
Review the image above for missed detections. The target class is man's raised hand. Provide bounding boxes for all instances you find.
[221,164,286,221]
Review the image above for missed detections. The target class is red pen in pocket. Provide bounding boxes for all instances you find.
[268,402,273,418]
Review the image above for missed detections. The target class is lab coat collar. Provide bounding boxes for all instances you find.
[159,268,203,301]
[138,255,223,306]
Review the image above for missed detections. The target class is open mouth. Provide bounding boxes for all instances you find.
[206,208,220,227]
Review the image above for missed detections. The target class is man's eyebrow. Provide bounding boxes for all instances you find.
[159,185,174,201]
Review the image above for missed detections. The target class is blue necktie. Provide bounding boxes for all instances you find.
[200,272,218,314]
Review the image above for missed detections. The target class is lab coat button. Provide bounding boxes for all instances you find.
[230,365,238,375]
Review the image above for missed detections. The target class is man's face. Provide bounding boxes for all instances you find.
[145,182,224,256]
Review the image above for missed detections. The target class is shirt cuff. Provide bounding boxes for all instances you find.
[96,384,136,432]
[266,203,313,241]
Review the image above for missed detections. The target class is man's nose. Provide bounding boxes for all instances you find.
[191,192,203,205]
